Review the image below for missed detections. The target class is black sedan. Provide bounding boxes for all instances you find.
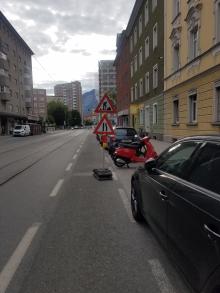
[107,127,138,155]
[131,136,220,293]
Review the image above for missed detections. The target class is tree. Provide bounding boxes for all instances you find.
[68,110,82,126]
[47,101,68,127]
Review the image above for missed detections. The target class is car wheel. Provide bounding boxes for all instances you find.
[131,183,143,222]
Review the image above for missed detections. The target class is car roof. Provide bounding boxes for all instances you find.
[177,135,220,143]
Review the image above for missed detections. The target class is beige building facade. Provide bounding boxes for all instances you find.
[164,0,220,141]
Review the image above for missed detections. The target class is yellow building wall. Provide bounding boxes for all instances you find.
[164,67,220,141]
[165,0,220,91]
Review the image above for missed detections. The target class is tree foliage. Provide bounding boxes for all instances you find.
[68,110,82,126]
[47,101,68,126]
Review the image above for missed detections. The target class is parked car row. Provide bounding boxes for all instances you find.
[130,136,220,293]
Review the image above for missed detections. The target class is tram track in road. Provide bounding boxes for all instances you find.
[0,131,87,186]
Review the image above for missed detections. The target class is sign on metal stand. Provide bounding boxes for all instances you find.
[93,95,116,180]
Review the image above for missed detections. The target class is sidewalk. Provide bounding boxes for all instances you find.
[150,139,171,154]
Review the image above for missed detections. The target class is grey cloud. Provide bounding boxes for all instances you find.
[100,49,116,55]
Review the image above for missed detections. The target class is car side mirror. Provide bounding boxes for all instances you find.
[144,158,157,173]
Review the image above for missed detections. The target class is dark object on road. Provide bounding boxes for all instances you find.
[131,135,220,293]
[112,136,157,167]
[108,127,138,156]
[93,168,112,180]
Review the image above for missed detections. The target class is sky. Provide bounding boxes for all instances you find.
[1,0,135,94]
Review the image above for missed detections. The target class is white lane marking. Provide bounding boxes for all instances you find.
[76,149,80,153]
[0,223,41,293]
[118,188,135,223]
[49,179,64,197]
[148,259,176,293]
[109,167,118,181]
[72,154,78,160]
[65,163,73,172]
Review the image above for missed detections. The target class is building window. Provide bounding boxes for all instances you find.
[153,103,158,124]
[145,0,149,25]
[135,83,138,100]
[130,62,133,77]
[173,97,179,124]
[134,26,137,45]
[189,26,199,60]
[214,82,220,122]
[14,64,17,71]
[131,87,134,102]
[139,15,142,37]
[145,37,149,59]
[134,55,138,72]
[145,72,150,93]
[173,0,180,19]
[152,0,157,11]
[189,92,197,123]
[153,64,158,89]
[139,47,143,66]
[140,108,144,125]
[153,23,158,50]
[173,43,180,71]
[139,78,143,97]
[130,36,133,53]
[215,0,220,43]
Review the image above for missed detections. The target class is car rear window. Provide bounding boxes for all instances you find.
[115,128,136,137]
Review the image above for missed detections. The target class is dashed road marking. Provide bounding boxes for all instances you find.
[148,259,176,293]
[109,167,118,180]
[118,188,135,223]
[72,154,78,160]
[49,179,64,197]
[0,223,41,293]
[76,149,80,153]
[65,163,73,172]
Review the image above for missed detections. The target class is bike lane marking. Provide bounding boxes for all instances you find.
[65,163,73,172]
[148,259,176,293]
[0,223,41,293]
[118,188,135,223]
[72,154,78,160]
[49,179,64,197]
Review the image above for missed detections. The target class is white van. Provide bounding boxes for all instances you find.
[13,125,31,136]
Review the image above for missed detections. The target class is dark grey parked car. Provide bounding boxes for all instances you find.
[107,127,138,155]
[131,136,220,293]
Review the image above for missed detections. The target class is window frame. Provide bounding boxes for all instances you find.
[215,0,220,43]
[188,91,197,123]
[152,0,157,12]
[153,103,158,124]
[153,23,158,50]
[139,47,143,66]
[139,78,143,97]
[145,37,149,59]
[153,64,158,89]
[139,15,142,37]
[145,0,149,26]
[214,81,220,122]
[145,72,150,94]
[173,97,180,124]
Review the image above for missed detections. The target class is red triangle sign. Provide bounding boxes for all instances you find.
[95,95,116,113]
[93,114,115,135]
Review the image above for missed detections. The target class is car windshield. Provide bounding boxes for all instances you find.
[14,126,22,130]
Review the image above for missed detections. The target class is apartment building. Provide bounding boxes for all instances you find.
[114,31,131,127]
[127,0,164,139]
[164,0,220,141]
[98,60,116,100]
[54,81,82,116]
[0,11,34,134]
[32,88,47,120]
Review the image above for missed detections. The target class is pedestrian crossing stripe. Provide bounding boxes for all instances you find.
[93,114,114,135]
[95,94,116,114]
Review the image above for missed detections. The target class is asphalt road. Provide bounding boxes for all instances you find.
[0,130,192,293]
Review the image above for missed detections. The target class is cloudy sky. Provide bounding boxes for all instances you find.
[1,0,135,94]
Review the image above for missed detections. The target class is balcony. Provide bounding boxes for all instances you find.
[0,75,9,87]
[0,92,10,102]
[25,101,32,108]
[0,51,7,61]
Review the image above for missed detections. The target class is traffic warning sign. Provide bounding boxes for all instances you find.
[93,114,114,135]
[95,95,116,114]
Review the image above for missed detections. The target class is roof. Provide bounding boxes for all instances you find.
[178,135,220,143]
[0,11,34,55]
[126,0,144,36]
